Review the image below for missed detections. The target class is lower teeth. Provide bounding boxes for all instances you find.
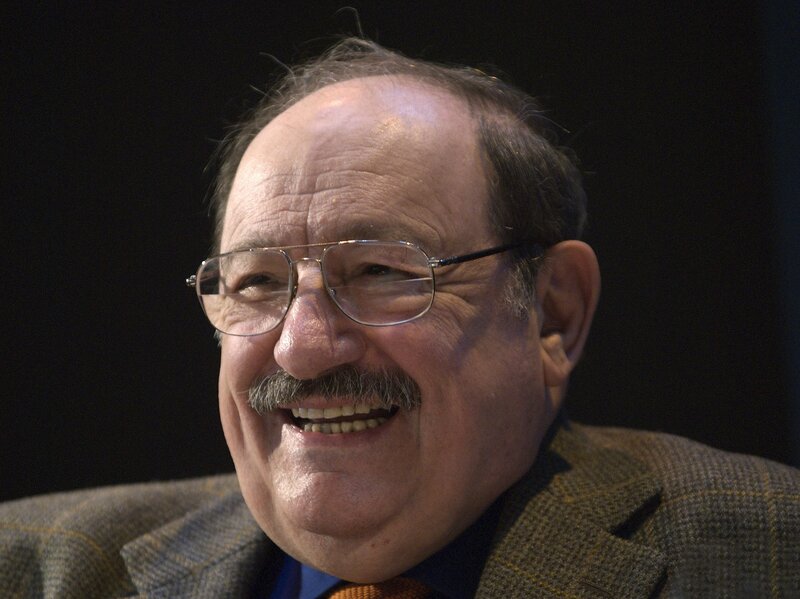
[302,417,388,434]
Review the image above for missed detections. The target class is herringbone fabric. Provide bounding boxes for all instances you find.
[327,577,435,598]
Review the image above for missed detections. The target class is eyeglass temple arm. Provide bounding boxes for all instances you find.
[183,242,545,284]
[431,242,544,267]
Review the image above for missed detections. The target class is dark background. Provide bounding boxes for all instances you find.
[3,2,798,502]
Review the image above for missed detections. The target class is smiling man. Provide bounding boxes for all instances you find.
[213,69,586,585]
[2,39,799,598]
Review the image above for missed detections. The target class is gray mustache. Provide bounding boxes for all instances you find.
[248,366,422,415]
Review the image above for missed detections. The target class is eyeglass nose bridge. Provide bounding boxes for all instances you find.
[284,254,341,316]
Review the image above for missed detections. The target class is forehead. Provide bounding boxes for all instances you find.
[222,76,494,253]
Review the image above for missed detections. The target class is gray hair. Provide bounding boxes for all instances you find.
[248,366,421,415]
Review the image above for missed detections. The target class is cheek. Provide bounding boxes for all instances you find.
[377,310,465,367]
[218,335,281,461]
[220,334,279,395]
[381,307,542,469]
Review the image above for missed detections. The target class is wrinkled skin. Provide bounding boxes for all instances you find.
[217,77,593,582]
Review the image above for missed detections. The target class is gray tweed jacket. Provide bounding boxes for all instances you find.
[1,421,798,598]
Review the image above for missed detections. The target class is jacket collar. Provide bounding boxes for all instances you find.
[120,420,665,597]
[120,488,277,597]
[477,420,666,598]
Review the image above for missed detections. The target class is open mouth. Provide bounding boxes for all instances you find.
[288,403,399,434]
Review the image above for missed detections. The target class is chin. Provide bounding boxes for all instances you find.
[269,512,429,585]
[255,470,402,542]
[264,507,412,582]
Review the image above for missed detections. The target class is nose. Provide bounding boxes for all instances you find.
[273,260,365,380]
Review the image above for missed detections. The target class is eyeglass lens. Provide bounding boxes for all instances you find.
[196,242,435,335]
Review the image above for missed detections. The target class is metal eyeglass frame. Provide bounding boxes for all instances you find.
[185,239,544,336]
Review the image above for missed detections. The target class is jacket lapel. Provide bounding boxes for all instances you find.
[120,490,280,598]
[477,421,667,598]
[119,421,665,597]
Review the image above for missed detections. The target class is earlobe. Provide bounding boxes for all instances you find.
[536,240,601,389]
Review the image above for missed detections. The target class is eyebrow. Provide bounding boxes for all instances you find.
[226,223,432,254]
[336,222,428,246]
[226,237,281,253]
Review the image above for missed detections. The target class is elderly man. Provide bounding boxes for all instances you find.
[2,39,799,598]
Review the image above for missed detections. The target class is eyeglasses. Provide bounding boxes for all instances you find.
[186,239,543,336]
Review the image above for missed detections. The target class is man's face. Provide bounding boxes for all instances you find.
[218,77,557,581]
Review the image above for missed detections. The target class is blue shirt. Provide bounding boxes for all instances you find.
[267,496,503,599]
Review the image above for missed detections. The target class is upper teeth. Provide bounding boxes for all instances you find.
[290,403,389,434]
[291,403,372,419]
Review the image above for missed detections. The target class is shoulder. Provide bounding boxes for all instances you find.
[0,474,240,597]
[577,424,800,595]
[580,424,800,499]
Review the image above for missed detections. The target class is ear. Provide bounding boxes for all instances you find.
[535,240,600,391]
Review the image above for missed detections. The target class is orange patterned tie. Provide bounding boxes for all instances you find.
[325,577,436,598]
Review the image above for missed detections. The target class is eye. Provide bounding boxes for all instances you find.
[233,272,285,296]
[238,274,271,288]
[355,262,419,282]
[364,263,397,276]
